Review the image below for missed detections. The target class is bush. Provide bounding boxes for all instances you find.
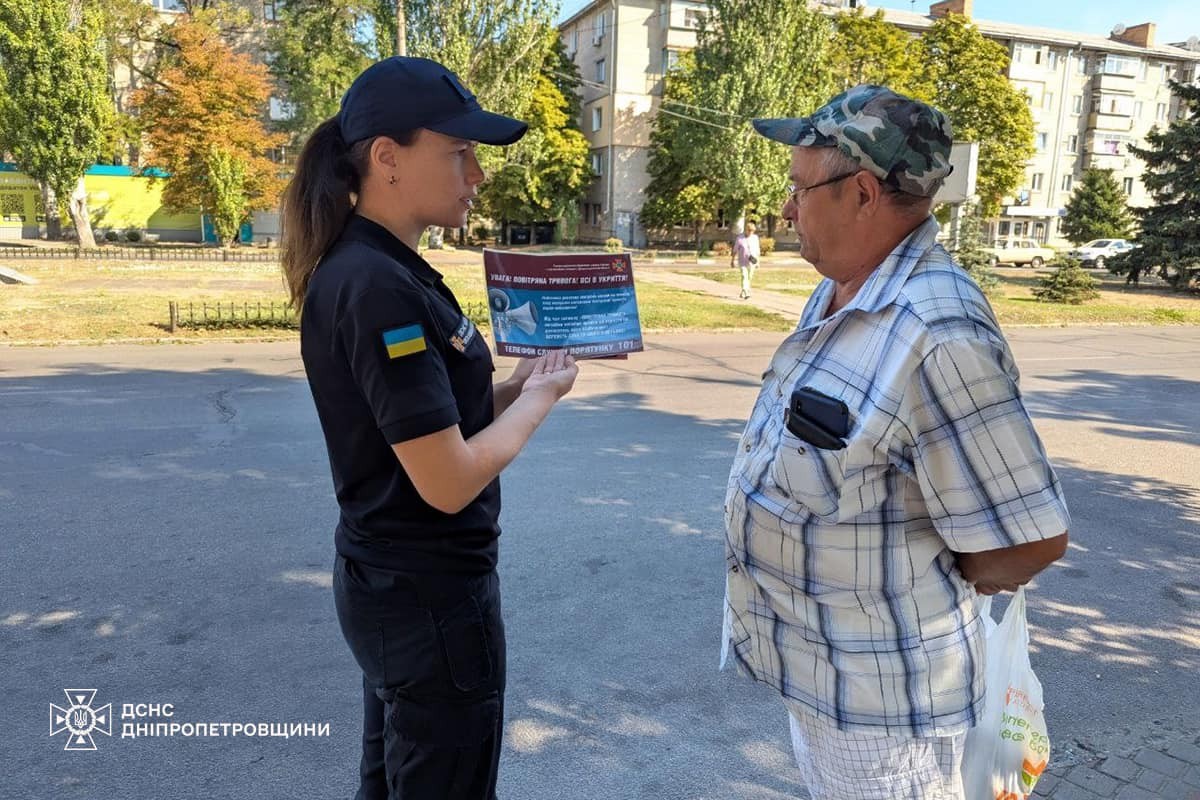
[125,230,142,243]
[1033,256,1100,304]
[473,224,491,240]
[604,237,623,253]
[712,241,731,257]
[759,236,775,256]
[104,230,120,242]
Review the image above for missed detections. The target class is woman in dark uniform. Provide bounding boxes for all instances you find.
[280,57,577,800]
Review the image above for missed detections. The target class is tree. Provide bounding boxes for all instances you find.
[829,8,930,98]
[645,0,835,235]
[0,0,112,247]
[132,15,285,246]
[1060,168,1134,245]
[921,14,1035,218]
[1110,80,1200,290]
[950,201,999,295]
[268,0,372,138]
[479,32,591,235]
[1033,256,1099,304]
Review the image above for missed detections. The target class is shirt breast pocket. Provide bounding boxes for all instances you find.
[770,428,890,522]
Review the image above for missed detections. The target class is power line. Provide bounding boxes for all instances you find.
[656,106,740,131]
[549,69,746,123]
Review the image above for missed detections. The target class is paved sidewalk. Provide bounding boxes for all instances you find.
[1034,734,1200,799]
[635,267,808,320]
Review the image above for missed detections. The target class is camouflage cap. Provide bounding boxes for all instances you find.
[753,84,953,198]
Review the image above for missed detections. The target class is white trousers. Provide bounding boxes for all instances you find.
[785,703,967,800]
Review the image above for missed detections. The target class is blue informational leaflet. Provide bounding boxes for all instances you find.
[482,249,644,359]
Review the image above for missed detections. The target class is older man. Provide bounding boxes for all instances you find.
[721,85,1069,799]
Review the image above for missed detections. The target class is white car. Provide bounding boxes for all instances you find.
[983,238,1056,268]
[1067,238,1133,269]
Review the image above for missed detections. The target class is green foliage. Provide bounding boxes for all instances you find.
[205,148,249,247]
[921,15,1035,218]
[0,0,112,245]
[688,0,835,220]
[759,236,775,255]
[1111,80,1200,290]
[951,201,999,295]
[479,31,590,225]
[604,237,623,253]
[1033,256,1100,304]
[829,8,931,97]
[1061,168,1134,245]
[269,0,372,137]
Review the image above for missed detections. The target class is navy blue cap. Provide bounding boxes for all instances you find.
[338,57,528,146]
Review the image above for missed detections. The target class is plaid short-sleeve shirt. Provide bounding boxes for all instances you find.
[721,216,1069,737]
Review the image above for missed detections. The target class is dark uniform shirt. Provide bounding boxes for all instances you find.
[301,215,499,574]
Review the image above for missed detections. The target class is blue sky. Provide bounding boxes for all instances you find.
[557,1,1200,45]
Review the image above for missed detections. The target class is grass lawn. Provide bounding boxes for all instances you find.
[683,265,1200,327]
[0,258,791,344]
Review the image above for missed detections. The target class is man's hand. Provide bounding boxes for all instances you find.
[955,532,1069,595]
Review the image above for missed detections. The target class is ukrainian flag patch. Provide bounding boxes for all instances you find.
[381,324,427,359]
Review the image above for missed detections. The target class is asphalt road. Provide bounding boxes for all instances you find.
[1,327,1197,800]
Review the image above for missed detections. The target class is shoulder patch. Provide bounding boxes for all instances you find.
[381,323,427,359]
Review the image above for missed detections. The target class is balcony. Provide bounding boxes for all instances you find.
[1094,72,1136,93]
[1087,111,1135,131]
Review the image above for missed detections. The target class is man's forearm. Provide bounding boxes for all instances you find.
[956,532,1069,595]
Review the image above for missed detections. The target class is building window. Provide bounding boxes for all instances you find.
[1075,54,1089,74]
[1067,135,1078,153]
[592,106,602,132]
[1156,102,1168,121]
[1098,94,1134,116]
[998,221,1011,237]
[1161,63,1174,83]
[592,11,607,45]
[592,203,603,224]
[262,0,277,22]
[1097,54,1139,76]
[1134,101,1144,118]
[1061,174,1073,192]
[591,150,605,176]
[1035,132,1048,151]
[1042,91,1054,110]
[1056,217,1066,234]
[595,58,606,83]
[1030,173,1044,190]
[1123,177,1134,195]
[662,48,680,73]
[1047,50,1061,70]
[1072,94,1083,114]
[567,29,578,56]
[1101,138,1122,155]
[683,8,705,28]
[1033,222,1046,241]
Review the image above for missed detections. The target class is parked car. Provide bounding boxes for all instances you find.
[1067,238,1133,269]
[983,238,1056,268]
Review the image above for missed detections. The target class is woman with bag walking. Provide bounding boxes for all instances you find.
[733,222,761,299]
[280,56,577,799]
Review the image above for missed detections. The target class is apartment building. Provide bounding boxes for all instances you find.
[558,0,1200,247]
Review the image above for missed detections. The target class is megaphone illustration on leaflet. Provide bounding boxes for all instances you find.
[488,288,539,335]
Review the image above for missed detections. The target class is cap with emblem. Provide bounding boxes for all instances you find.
[752,84,953,198]
[338,56,528,147]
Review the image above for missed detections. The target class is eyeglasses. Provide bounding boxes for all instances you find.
[786,171,861,204]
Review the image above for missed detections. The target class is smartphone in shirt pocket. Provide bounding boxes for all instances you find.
[786,386,850,450]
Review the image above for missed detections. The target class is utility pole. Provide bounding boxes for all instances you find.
[396,1,406,56]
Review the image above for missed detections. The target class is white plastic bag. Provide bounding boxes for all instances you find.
[961,587,1051,800]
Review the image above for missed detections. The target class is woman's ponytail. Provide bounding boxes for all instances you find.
[280,117,361,311]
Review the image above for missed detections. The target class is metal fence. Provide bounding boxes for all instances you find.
[0,246,277,262]
[167,300,490,332]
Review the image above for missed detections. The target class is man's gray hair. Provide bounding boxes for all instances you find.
[818,148,933,216]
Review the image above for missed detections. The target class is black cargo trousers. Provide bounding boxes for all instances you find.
[333,554,505,800]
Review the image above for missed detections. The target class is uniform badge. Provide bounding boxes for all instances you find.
[381,324,427,359]
[450,315,477,353]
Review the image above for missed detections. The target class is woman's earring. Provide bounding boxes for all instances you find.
[388,175,397,185]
